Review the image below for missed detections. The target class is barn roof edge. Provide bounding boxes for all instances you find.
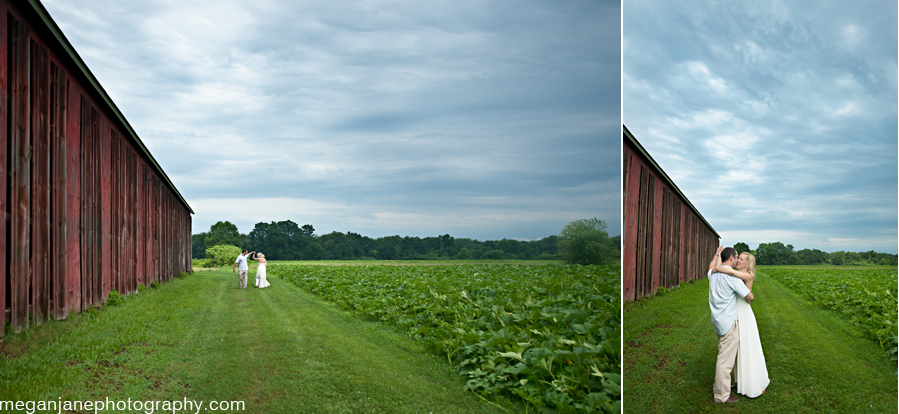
[23,0,194,214]
[623,124,720,239]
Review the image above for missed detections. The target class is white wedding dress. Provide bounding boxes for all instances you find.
[736,296,769,397]
[255,263,270,288]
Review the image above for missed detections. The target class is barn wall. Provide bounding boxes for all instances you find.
[1,0,192,337]
[623,126,719,302]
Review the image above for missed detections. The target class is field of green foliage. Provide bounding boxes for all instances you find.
[763,267,898,363]
[270,264,621,413]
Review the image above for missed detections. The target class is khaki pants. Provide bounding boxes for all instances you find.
[238,270,248,289]
[714,320,739,403]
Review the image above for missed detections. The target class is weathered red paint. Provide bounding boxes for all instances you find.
[651,171,663,295]
[11,17,31,334]
[33,40,50,325]
[623,143,640,302]
[101,113,111,302]
[52,63,68,320]
[66,74,81,314]
[678,202,686,284]
[136,164,144,289]
[623,126,720,302]
[1,1,193,334]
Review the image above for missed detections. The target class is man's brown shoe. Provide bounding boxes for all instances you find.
[716,396,740,404]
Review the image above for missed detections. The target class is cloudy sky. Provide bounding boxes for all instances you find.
[41,0,620,241]
[624,0,897,253]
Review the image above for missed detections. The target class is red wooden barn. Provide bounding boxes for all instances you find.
[1,0,193,336]
[623,125,719,302]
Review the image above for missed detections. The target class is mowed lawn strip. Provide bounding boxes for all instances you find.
[623,268,897,413]
[0,267,514,414]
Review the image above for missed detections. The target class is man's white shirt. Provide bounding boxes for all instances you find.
[708,266,751,336]
[235,254,249,271]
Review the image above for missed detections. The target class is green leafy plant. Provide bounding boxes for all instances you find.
[204,245,242,268]
[192,258,213,268]
[106,290,124,307]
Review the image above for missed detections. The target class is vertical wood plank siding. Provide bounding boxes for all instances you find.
[10,18,30,334]
[623,126,719,302]
[51,62,67,320]
[1,2,192,335]
[32,39,50,325]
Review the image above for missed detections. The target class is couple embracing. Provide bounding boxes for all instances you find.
[708,246,769,403]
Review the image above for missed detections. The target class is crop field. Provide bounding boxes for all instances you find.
[269,264,620,413]
[762,267,898,363]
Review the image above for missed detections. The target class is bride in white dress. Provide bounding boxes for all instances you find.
[253,252,270,288]
[714,251,769,398]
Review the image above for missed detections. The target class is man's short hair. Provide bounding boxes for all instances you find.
[720,247,737,262]
[242,249,248,253]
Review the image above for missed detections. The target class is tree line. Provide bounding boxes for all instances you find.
[733,241,898,266]
[192,218,621,264]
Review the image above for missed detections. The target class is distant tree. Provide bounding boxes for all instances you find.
[439,234,454,249]
[192,232,208,259]
[248,220,315,259]
[456,247,474,260]
[558,218,619,265]
[733,242,750,254]
[482,250,508,260]
[206,221,241,249]
[303,241,326,260]
[828,251,846,265]
[321,231,363,260]
[756,242,799,265]
[534,235,560,259]
[880,254,898,266]
[797,248,828,265]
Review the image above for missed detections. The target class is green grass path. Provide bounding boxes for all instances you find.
[624,269,897,413]
[0,268,513,413]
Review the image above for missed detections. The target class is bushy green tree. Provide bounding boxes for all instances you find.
[797,248,828,265]
[756,242,799,265]
[558,218,619,265]
[733,242,750,254]
[206,221,241,248]
[248,220,315,259]
[303,241,326,260]
[204,245,242,268]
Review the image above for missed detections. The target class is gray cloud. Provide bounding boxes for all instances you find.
[624,0,897,253]
[44,0,620,240]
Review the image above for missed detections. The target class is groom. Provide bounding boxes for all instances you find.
[232,249,255,289]
[709,246,754,404]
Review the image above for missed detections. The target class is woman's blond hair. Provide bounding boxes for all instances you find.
[742,252,756,277]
